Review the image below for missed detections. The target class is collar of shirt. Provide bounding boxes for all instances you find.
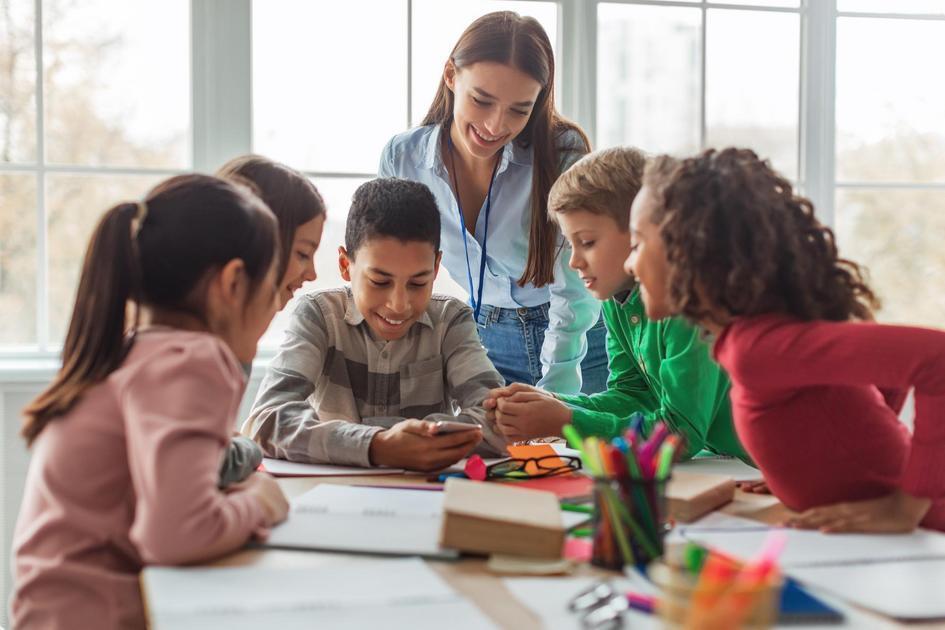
[416,124,533,177]
[612,284,640,308]
[341,287,435,330]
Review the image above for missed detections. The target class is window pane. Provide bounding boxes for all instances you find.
[42,0,190,168]
[259,176,466,348]
[597,3,701,155]
[705,10,799,179]
[0,0,36,163]
[46,174,164,344]
[0,173,37,345]
[253,0,407,174]
[411,1,558,128]
[836,189,945,326]
[838,0,945,14]
[836,18,945,183]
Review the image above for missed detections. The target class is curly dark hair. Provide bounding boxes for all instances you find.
[345,177,441,257]
[642,148,879,324]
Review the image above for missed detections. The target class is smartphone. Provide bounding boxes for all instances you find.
[432,420,482,435]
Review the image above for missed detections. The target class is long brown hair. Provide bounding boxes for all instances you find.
[421,11,590,287]
[22,174,278,446]
[643,148,879,324]
[217,154,326,281]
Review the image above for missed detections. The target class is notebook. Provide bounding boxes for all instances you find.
[262,484,458,559]
[260,457,405,477]
[141,557,493,630]
[778,578,845,624]
[676,453,764,482]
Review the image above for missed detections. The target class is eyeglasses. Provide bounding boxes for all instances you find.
[486,454,582,479]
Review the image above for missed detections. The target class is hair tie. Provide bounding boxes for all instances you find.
[131,200,149,238]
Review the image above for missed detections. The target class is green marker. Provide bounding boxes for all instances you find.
[561,503,594,514]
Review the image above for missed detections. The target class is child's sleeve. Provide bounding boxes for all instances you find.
[243,299,384,467]
[555,320,660,440]
[729,320,945,500]
[425,304,508,456]
[123,339,266,565]
[218,436,263,488]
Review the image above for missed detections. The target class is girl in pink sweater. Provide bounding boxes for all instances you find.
[625,147,945,534]
[12,174,290,629]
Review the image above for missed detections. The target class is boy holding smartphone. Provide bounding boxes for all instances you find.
[244,178,508,471]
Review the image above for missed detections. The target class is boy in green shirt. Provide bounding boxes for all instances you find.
[484,147,750,462]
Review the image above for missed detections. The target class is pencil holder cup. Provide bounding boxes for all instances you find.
[591,476,669,571]
[649,558,782,629]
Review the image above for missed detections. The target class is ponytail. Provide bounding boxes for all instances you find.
[22,203,142,445]
[22,174,278,446]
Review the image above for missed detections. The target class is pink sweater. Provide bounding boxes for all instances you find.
[12,329,267,629]
[714,314,945,530]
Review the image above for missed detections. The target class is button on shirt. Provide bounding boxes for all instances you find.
[379,124,601,394]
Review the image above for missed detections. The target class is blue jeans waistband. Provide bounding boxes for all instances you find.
[476,303,550,325]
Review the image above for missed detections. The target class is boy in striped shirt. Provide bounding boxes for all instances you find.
[244,178,507,471]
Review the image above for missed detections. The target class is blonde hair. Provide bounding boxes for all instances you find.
[548,146,647,229]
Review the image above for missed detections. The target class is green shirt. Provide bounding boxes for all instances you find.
[556,288,750,462]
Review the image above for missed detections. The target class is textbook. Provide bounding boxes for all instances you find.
[262,484,459,559]
[665,470,736,522]
[440,478,566,559]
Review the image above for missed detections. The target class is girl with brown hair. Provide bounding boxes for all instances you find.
[214,154,327,486]
[13,174,290,629]
[380,11,607,395]
[626,147,945,533]
[217,154,326,310]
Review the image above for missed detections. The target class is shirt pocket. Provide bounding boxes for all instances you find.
[399,355,446,417]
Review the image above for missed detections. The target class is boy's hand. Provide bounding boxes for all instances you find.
[783,490,931,533]
[484,383,556,424]
[368,420,482,472]
[489,392,573,442]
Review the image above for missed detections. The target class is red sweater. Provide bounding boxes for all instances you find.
[714,314,945,531]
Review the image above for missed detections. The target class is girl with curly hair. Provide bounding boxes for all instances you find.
[626,147,945,533]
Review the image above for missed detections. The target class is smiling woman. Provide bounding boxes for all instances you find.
[379,11,607,396]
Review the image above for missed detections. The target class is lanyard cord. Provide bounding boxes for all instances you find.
[447,134,501,321]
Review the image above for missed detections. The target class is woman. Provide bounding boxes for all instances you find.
[379,11,607,395]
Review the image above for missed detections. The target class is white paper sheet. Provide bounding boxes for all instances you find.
[679,513,945,568]
[261,457,404,477]
[262,484,458,559]
[143,558,495,630]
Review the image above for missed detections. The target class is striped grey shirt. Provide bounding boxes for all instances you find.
[243,287,508,466]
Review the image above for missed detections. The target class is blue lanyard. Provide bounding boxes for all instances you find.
[447,136,500,321]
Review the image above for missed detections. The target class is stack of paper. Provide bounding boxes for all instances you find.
[142,558,494,629]
[263,484,458,559]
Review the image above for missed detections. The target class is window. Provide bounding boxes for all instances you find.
[597,1,800,179]
[1,0,190,350]
[834,3,945,326]
[1,0,943,354]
